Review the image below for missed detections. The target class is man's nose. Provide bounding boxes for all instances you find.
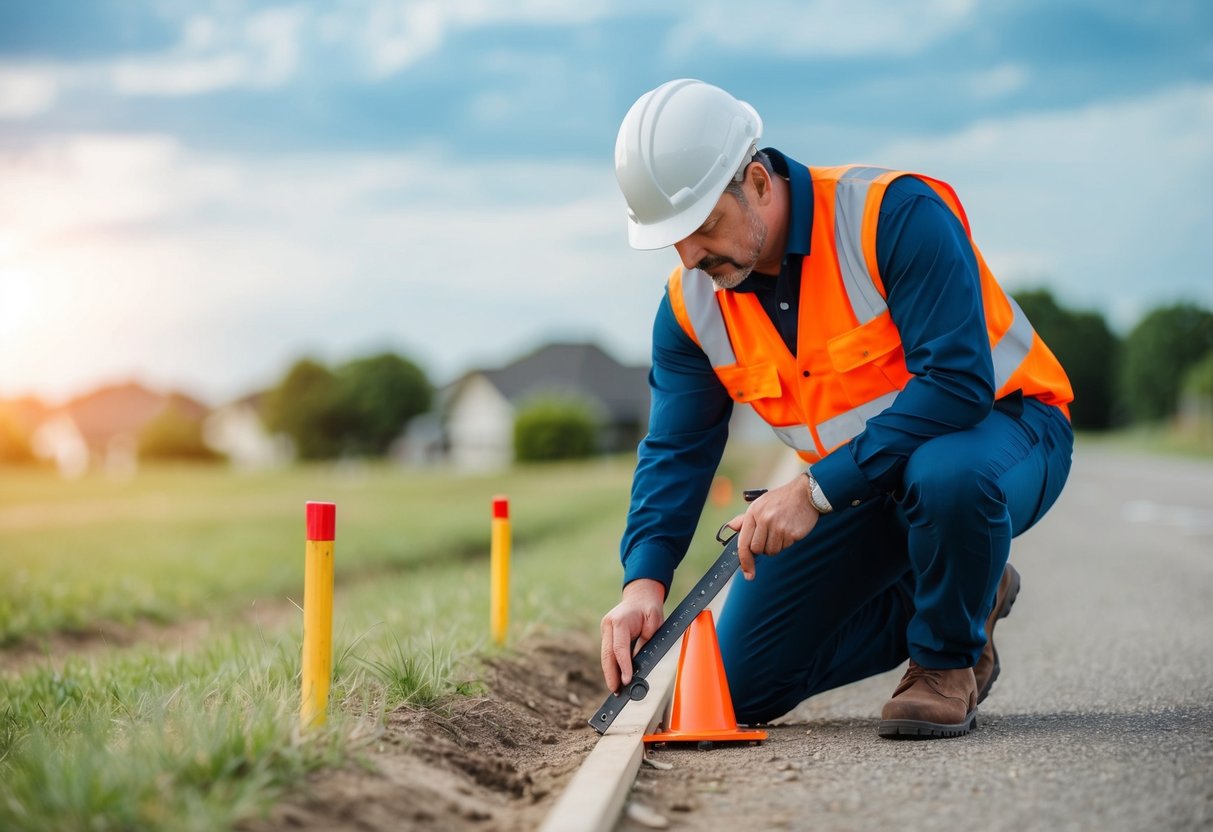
[674,238,704,270]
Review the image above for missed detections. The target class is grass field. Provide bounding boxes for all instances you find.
[0,456,749,831]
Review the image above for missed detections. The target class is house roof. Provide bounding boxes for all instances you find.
[60,382,210,447]
[465,342,649,423]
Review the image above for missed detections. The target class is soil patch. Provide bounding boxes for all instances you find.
[241,631,604,832]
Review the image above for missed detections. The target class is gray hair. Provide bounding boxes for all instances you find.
[724,149,774,204]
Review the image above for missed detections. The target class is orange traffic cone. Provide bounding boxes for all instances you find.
[643,610,767,746]
[708,475,733,507]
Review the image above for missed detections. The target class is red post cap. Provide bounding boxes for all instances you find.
[492,496,509,520]
[306,502,336,541]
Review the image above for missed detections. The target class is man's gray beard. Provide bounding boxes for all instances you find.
[711,266,754,290]
[709,203,768,290]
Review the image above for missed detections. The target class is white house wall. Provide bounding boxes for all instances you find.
[30,413,89,479]
[203,404,293,469]
[447,375,514,471]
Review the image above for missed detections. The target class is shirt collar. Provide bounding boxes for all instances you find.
[763,147,813,258]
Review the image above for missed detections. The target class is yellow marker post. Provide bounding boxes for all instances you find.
[490,496,510,646]
[301,501,335,729]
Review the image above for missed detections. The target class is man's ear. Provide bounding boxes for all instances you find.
[749,163,773,205]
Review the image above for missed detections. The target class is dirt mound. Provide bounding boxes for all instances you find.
[243,632,604,832]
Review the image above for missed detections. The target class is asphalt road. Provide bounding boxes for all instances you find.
[620,443,1213,832]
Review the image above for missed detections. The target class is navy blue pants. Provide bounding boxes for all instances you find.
[716,398,1073,724]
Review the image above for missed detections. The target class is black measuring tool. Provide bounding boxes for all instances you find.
[588,488,767,735]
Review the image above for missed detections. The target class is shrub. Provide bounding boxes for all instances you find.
[513,396,599,463]
[139,406,223,462]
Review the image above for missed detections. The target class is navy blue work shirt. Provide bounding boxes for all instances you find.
[621,148,1005,592]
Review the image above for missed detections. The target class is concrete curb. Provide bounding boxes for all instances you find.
[539,581,735,832]
[537,649,677,832]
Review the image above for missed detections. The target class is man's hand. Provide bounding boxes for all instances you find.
[599,578,665,692]
[725,473,821,581]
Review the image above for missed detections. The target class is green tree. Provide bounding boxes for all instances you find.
[334,353,432,456]
[1013,288,1120,430]
[138,406,222,462]
[262,358,344,460]
[1119,302,1213,423]
[0,413,35,465]
[263,353,432,460]
[513,395,599,463]
[1183,350,1213,397]
[1178,350,1213,438]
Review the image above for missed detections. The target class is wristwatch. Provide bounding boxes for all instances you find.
[805,471,834,514]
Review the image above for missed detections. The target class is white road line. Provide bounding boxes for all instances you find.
[1123,500,1213,535]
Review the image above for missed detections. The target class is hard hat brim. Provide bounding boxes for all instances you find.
[626,197,717,251]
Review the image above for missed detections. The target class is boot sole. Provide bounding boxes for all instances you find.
[976,564,1021,705]
[878,710,977,739]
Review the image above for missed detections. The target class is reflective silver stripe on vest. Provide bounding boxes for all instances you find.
[835,167,892,324]
[680,268,736,368]
[770,424,816,453]
[839,166,887,184]
[991,293,1034,389]
[816,390,899,451]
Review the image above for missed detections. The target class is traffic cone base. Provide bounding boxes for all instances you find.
[642,610,767,745]
[642,726,767,744]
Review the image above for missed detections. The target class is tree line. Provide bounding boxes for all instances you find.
[261,294,1213,461]
[1014,292,1213,431]
[2,294,1212,467]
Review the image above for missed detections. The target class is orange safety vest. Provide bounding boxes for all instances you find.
[667,165,1073,464]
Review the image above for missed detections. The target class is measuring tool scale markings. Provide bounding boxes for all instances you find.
[589,531,744,734]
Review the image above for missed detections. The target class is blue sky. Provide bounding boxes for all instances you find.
[1,0,1211,404]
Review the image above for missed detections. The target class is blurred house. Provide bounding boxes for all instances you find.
[25,382,210,477]
[30,412,89,478]
[442,342,650,470]
[202,393,293,469]
[392,410,447,466]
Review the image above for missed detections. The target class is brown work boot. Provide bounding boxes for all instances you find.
[878,662,978,739]
[974,563,1021,704]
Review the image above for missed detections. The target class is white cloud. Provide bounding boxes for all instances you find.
[868,82,1213,328]
[109,7,305,95]
[110,54,248,96]
[349,1,445,77]
[0,66,60,118]
[968,63,1029,99]
[0,132,665,403]
[327,0,623,77]
[666,0,975,58]
[7,80,1209,404]
[0,134,238,244]
[0,7,310,106]
[6,0,628,114]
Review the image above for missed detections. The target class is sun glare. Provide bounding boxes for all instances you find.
[0,269,37,332]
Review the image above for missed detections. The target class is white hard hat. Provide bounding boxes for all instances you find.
[614,79,763,250]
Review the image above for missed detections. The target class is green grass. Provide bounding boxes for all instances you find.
[1076,425,1213,460]
[1,635,350,832]
[0,456,743,831]
[0,459,636,645]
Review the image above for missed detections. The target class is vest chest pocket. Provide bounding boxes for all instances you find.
[716,362,781,403]
[825,312,909,404]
